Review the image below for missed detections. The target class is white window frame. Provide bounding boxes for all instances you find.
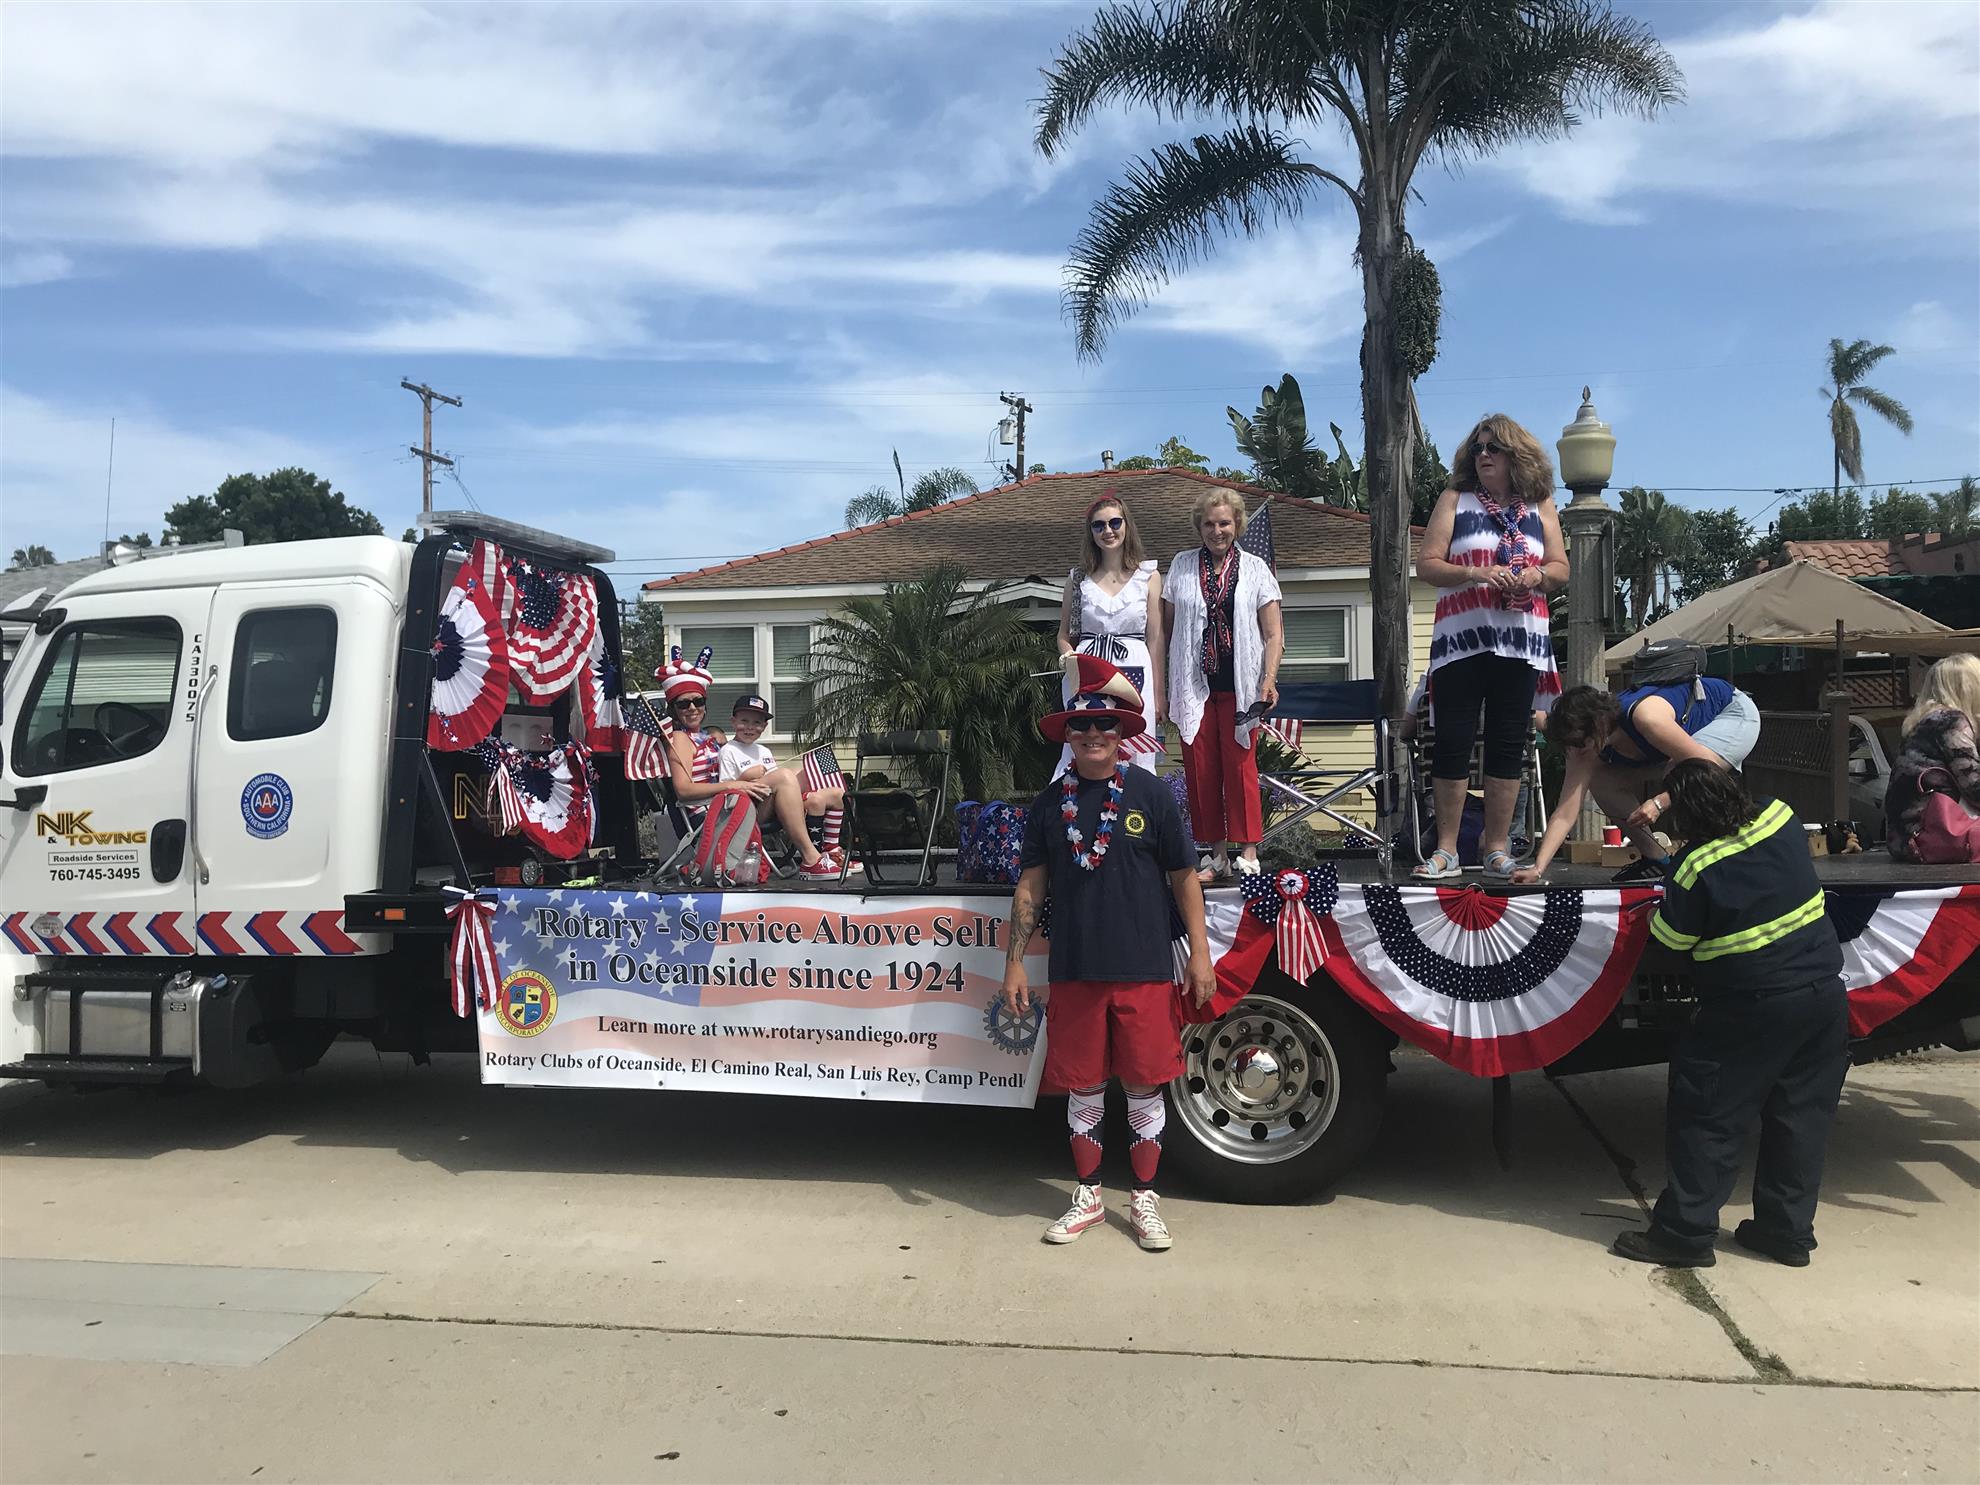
[1278,602,1355,684]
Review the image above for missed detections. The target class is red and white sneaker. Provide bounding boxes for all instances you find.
[1129,1190,1172,1251]
[1043,1183,1105,1244]
[799,856,843,880]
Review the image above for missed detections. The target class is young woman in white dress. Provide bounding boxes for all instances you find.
[1055,492,1165,775]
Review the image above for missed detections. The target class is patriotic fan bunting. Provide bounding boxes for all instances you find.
[508,561,599,703]
[466,738,593,856]
[427,546,511,750]
[577,625,626,753]
[444,886,499,1017]
[1323,885,1655,1076]
[1826,884,1980,1035]
[1239,865,1338,988]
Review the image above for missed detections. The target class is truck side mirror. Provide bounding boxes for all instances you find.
[3,784,48,811]
[1847,757,1872,781]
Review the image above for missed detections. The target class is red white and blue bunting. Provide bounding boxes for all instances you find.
[1827,884,1980,1036]
[508,561,599,704]
[1201,873,1980,1077]
[427,541,512,751]
[468,738,595,859]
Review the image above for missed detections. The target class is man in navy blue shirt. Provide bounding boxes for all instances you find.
[1002,657,1215,1252]
[1613,760,1849,1269]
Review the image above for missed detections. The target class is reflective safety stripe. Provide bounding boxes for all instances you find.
[1674,799,1793,889]
[1649,911,1699,951]
[1692,890,1828,962]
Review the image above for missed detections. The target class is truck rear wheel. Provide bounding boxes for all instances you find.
[1164,971,1388,1204]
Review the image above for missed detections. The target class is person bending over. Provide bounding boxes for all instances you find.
[1514,676,1760,884]
[1002,657,1216,1252]
[1612,760,1848,1269]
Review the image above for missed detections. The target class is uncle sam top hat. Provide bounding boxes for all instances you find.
[1039,653,1148,743]
[657,645,714,702]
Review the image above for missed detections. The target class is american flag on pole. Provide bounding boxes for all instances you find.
[799,745,845,796]
[621,694,674,781]
[1259,716,1304,750]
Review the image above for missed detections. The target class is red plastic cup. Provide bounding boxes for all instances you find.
[1603,825,1623,846]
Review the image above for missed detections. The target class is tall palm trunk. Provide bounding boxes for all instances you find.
[1358,145,1412,724]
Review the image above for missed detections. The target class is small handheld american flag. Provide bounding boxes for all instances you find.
[621,694,675,781]
[1259,716,1304,750]
[799,745,845,796]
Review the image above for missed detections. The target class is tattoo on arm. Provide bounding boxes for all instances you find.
[1006,885,1039,967]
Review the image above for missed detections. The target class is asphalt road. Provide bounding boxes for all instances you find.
[1,1045,1974,1484]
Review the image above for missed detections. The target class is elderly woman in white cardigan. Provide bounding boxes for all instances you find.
[1163,490,1284,882]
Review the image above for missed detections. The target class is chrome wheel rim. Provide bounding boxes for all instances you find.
[1171,994,1341,1165]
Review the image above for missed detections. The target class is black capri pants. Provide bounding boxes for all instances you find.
[1430,654,1539,782]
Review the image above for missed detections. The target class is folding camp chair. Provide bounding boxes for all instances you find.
[1256,680,1392,855]
[1400,686,1549,865]
[847,729,951,887]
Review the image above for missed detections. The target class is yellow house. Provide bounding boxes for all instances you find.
[643,468,1437,821]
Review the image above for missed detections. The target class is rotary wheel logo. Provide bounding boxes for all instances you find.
[983,993,1043,1055]
[495,968,558,1038]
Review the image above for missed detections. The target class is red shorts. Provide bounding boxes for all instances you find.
[1042,979,1185,1093]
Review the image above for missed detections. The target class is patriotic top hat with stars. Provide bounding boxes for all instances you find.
[657,645,714,702]
[1040,653,1148,742]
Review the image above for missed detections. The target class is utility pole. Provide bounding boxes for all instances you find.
[998,392,1033,483]
[402,379,462,518]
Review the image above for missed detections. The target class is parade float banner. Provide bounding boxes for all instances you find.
[477,890,1048,1105]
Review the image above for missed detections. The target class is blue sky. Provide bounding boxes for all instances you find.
[3,0,1975,591]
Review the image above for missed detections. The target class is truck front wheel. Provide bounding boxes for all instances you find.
[1164,971,1389,1203]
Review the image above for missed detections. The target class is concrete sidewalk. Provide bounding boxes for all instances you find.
[1,1044,1974,1481]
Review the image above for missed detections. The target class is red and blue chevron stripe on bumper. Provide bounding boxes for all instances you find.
[2,910,366,956]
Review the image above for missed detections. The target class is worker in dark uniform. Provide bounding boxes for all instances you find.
[1613,759,1849,1269]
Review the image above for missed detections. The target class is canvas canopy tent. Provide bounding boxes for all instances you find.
[1604,561,1964,670]
[1603,561,1976,821]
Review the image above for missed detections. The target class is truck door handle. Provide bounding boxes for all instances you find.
[151,820,187,882]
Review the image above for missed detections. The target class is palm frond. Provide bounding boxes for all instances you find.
[1847,385,1914,436]
[1064,124,1337,359]
[844,488,903,529]
[1830,400,1865,486]
[1035,0,1330,159]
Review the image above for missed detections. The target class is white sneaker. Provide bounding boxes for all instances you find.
[1043,1183,1105,1244]
[1129,1189,1173,1251]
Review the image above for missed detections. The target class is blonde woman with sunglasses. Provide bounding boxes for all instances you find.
[1055,492,1165,775]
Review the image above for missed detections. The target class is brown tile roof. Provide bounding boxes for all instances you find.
[1781,540,1902,578]
[646,468,1407,592]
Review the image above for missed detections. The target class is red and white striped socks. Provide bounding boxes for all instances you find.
[820,807,844,856]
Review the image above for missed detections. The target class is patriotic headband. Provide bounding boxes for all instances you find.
[657,645,714,701]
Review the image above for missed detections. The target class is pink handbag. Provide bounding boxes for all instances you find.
[1913,788,1980,865]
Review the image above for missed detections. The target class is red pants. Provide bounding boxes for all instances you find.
[1182,692,1262,844]
[1042,980,1185,1093]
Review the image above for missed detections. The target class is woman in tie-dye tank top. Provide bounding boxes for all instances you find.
[1413,414,1567,881]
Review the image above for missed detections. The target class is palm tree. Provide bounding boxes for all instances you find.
[1615,486,1693,626]
[1930,475,1977,539]
[844,463,980,528]
[1036,1,1680,721]
[799,564,1055,799]
[9,544,55,569]
[1227,374,1323,497]
[1821,338,1914,503]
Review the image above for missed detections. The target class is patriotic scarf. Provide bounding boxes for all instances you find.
[1475,490,1535,612]
[1198,545,1241,680]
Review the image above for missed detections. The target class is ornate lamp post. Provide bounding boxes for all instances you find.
[1557,388,1618,843]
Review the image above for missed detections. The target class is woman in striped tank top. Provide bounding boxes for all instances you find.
[1413,415,1568,880]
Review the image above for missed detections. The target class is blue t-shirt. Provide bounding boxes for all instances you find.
[1603,677,1734,766]
[1019,765,1193,982]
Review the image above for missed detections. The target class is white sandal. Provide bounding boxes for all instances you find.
[1411,848,1462,881]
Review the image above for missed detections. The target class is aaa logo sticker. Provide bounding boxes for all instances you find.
[240,773,294,840]
[496,968,558,1038]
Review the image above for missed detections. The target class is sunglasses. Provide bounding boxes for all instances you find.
[1474,439,1510,458]
[673,697,707,709]
[1089,516,1125,534]
[1062,716,1121,735]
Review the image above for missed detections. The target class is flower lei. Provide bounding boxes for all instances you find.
[1062,762,1127,871]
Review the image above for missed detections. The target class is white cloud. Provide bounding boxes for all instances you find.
[1893,301,1966,359]
[0,246,72,288]
[1499,0,1979,231]
[0,387,363,560]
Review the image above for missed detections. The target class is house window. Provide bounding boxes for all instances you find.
[1279,607,1350,684]
[770,623,813,734]
[675,624,755,721]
